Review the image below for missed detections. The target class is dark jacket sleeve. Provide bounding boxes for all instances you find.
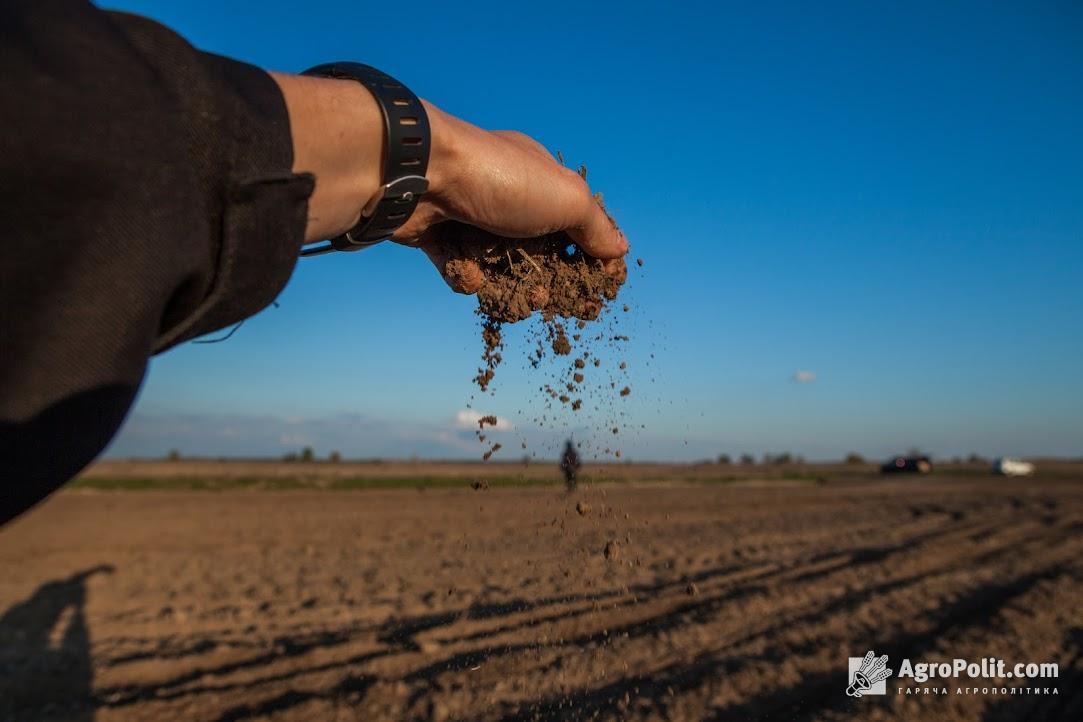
[0,0,315,523]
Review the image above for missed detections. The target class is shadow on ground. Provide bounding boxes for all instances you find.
[0,565,113,722]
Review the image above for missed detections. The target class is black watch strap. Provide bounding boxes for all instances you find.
[299,62,430,256]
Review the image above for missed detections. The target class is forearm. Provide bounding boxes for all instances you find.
[268,70,626,266]
[269,72,382,242]
[270,72,459,244]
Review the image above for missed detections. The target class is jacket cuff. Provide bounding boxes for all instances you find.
[154,55,315,352]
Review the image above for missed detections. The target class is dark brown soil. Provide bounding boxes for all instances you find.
[433,181,641,462]
[432,204,627,403]
[3,474,1081,721]
[603,539,622,561]
[435,223,626,328]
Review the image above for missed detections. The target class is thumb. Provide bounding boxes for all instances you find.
[565,194,628,261]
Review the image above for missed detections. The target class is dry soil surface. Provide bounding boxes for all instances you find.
[1,477,1081,721]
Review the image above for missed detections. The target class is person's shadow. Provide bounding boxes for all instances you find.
[0,565,114,721]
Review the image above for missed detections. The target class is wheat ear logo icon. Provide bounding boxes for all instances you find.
[846,651,892,697]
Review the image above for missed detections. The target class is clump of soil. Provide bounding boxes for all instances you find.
[603,540,622,561]
[474,322,503,392]
[438,182,638,462]
[437,221,627,328]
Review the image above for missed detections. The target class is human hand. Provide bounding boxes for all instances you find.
[395,102,628,293]
[273,73,627,293]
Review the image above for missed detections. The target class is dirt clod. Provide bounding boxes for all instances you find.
[603,540,622,561]
[439,221,625,327]
[552,330,571,355]
[575,501,591,516]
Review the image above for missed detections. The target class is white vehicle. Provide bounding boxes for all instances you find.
[992,458,1035,477]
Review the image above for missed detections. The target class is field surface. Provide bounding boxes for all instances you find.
[1,466,1081,721]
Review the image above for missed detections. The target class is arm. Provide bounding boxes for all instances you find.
[0,0,624,524]
[1,0,314,522]
[269,73,628,272]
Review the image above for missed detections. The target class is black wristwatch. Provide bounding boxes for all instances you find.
[299,62,431,256]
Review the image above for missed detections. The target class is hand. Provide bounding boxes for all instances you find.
[273,73,627,293]
[394,102,628,292]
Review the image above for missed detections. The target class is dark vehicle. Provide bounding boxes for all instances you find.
[881,456,933,474]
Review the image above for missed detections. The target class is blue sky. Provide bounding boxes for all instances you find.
[102,0,1082,461]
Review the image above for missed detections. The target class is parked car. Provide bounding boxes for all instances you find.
[992,457,1035,476]
[881,456,933,474]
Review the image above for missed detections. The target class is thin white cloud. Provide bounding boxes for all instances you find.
[454,409,514,431]
[793,370,816,384]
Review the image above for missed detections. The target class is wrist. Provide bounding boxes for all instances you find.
[272,72,384,242]
[420,100,463,215]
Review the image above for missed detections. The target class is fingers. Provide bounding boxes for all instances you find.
[563,175,629,260]
[418,232,484,295]
[488,132,629,260]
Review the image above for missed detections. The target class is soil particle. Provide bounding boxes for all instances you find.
[603,540,622,561]
[478,415,498,429]
[575,501,591,516]
[686,582,699,596]
[440,195,642,461]
[445,258,485,294]
[620,386,631,397]
[552,328,572,355]
[471,480,489,491]
[474,321,503,392]
[437,221,625,327]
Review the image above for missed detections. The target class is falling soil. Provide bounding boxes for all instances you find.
[433,184,640,462]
